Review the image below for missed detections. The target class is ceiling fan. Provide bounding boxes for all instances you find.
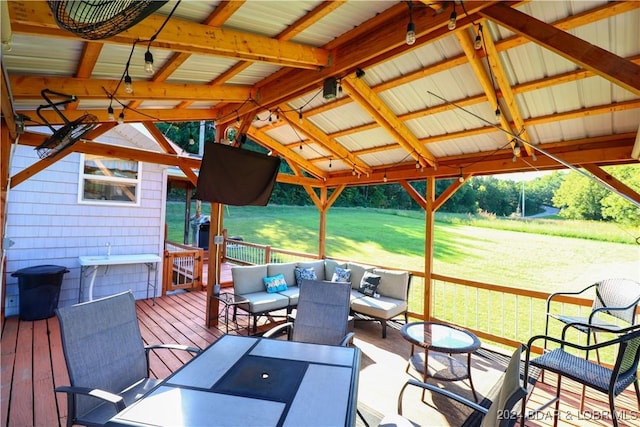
[35,89,98,159]
[47,0,168,40]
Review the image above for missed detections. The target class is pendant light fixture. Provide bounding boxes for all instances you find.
[448,3,457,31]
[406,2,416,45]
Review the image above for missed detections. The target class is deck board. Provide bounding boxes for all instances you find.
[1,290,637,427]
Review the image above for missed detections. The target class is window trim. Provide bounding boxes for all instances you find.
[78,154,142,206]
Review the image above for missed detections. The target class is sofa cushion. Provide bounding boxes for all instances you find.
[277,286,300,307]
[331,267,351,283]
[236,291,290,314]
[346,262,375,290]
[350,294,408,321]
[232,264,268,295]
[263,274,288,293]
[358,272,381,297]
[294,267,317,286]
[324,259,347,281]
[267,262,297,288]
[373,269,409,301]
[296,260,326,281]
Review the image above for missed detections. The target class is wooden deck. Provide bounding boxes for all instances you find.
[1,290,638,427]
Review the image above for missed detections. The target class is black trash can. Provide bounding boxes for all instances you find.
[198,221,210,249]
[12,265,69,321]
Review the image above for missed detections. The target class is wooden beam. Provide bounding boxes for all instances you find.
[23,108,221,125]
[10,76,252,102]
[277,105,371,176]
[9,1,330,69]
[247,127,327,180]
[340,74,436,167]
[480,3,640,96]
[1,62,16,140]
[142,122,198,186]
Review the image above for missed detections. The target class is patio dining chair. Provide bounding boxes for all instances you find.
[55,291,201,427]
[378,345,528,427]
[545,278,640,351]
[522,322,640,427]
[263,279,354,347]
[544,278,640,409]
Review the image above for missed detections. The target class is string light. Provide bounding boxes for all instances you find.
[474,24,483,50]
[124,72,133,93]
[406,2,416,45]
[448,3,457,31]
[144,48,154,74]
[118,111,125,124]
[383,171,388,183]
[107,104,114,121]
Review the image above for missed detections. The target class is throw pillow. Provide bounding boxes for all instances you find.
[263,273,288,293]
[331,267,352,283]
[358,272,381,297]
[294,267,317,286]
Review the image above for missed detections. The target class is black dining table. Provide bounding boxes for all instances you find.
[105,334,361,426]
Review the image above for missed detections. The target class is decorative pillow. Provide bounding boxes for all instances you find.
[294,267,317,286]
[263,273,288,293]
[331,267,351,283]
[358,272,381,297]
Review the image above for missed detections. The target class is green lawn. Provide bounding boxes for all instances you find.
[166,203,639,292]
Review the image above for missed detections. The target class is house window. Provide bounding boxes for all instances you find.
[79,155,141,205]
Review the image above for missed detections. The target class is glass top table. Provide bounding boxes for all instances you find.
[401,321,481,401]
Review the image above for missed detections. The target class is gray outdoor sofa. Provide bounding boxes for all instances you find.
[231,259,411,338]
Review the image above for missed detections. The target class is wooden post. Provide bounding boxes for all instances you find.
[424,178,435,321]
[318,187,327,259]
[205,202,223,327]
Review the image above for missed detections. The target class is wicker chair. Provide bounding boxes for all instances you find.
[545,278,640,345]
[523,322,640,427]
[379,345,528,427]
[55,291,201,427]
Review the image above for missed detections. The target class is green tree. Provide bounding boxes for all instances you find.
[600,165,640,225]
[552,170,610,220]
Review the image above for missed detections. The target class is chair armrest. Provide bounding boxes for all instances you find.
[339,332,355,347]
[546,283,596,311]
[145,344,202,354]
[528,322,640,353]
[55,385,126,412]
[398,379,487,415]
[263,322,293,339]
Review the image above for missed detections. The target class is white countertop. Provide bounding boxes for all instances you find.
[79,254,161,267]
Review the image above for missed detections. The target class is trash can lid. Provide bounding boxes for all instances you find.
[11,265,70,277]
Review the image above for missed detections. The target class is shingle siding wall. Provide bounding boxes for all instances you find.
[4,145,166,316]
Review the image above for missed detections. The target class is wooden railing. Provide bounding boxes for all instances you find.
[163,241,204,295]
[219,237,631,365]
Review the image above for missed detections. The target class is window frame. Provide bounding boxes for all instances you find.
[78,154,142,206]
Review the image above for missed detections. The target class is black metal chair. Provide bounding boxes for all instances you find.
[379,345,528,427]
[55,291,201,427]
[523,322,640,427]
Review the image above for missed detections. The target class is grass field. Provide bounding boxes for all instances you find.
[166,203,639,292]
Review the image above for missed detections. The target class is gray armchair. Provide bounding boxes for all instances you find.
[264,280,354,347]
[55,291,201,427]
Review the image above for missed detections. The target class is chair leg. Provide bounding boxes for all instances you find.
[635,379,640,411]
[609,394,619,427]
[381,319,387,339]
[553,374,562,427]
[356,408,369,427]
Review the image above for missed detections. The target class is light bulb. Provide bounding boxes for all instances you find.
[107,106,114,121]
[124,74,133,93]
[144,50,154,74]
[513,145,521,156]
[458,175,464,183]
[495,107,501,120]
[383,174,388,183]
[118,112,125,124]
[448,11,457,30]
[406,22,416,45]
[474,34,482,50]
[189,133,195,145]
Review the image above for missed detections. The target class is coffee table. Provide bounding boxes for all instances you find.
[401,321,481,401]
